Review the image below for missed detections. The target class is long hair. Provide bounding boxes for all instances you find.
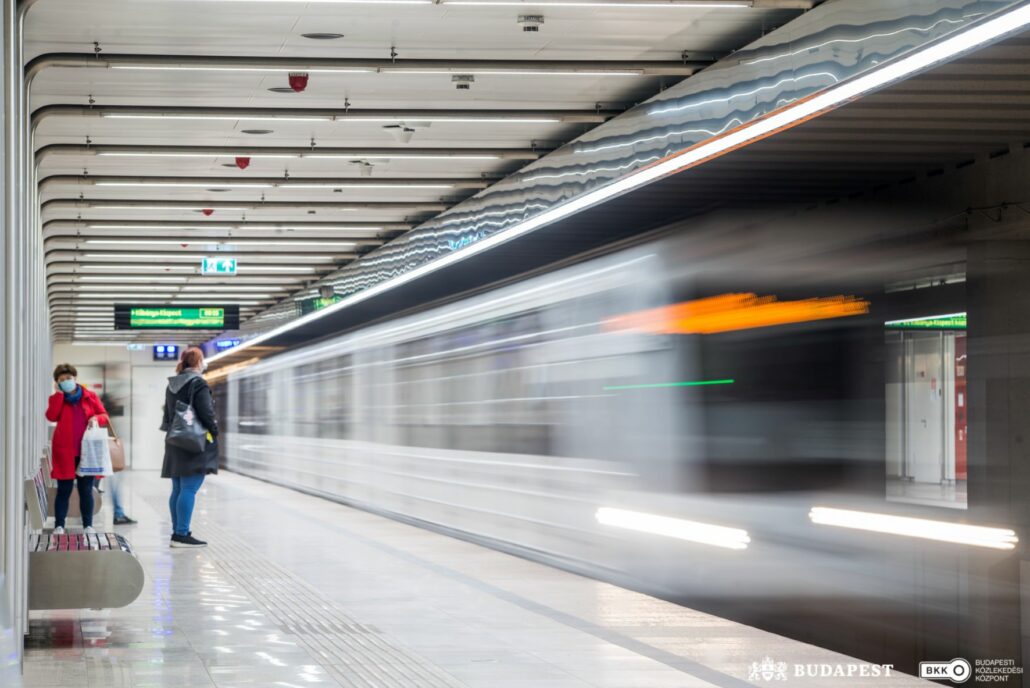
[176,347,205,374]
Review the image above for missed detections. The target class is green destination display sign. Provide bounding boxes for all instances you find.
[298,295,343,316]
[129,307,225,329]
[885,312,966,330]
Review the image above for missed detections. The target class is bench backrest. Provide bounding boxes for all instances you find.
[25,463,49,531]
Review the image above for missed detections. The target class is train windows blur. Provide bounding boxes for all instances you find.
[290,356,354,439]
[393,313,553,455]
[321,355,354,439]
[237,374,271,435]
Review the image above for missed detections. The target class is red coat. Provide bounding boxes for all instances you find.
[46,388,109,480]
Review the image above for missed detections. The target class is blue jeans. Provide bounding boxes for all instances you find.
[109,471,126,519]
[55,475,95,529]
[169,474,205,536]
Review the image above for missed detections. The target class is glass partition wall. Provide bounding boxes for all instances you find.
[886,318,967,509]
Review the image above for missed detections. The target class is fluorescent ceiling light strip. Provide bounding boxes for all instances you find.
[74,284,283,292]
[284,183,453,189]
[86,226,381,234]
[91,182,451,190]
[448,0,747,5]
[108,65,634,76]
[84,239,356,246]
[383,69,641,76]
[82,253,336,261]
[884,312,967,326]
[77,285,175,291]
[98,152,298,159]
[86,205,254,211]
[338,117,561,123]
[97,114,559,123]
[78,276,188,282]
[180,286,286,291]
[70,293,175,298]
[88,225,220,230]
[75,265,319,273]
[83,226,387,234]
[809,508,1018,550]
[62,297,265,304]
[595,507,750,550]
[100,114,328,122]
[110,66,373,74]
[177,294,279,298]
[212,3,1030,364]
[83,253,209,259]
[193,0,431,4]
[168,300,263,304]
[94,182,275,189]
[78,265,192,271]
[86,151,505,161]
[305,154,500,160]
[236,266,318,272]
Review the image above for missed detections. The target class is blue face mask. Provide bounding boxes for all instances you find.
[58,379,77,394]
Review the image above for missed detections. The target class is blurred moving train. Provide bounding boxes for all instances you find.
[219,211,1009,674]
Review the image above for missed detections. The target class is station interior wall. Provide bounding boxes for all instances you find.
[3,50,1030,679]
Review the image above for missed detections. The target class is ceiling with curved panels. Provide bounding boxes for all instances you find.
[23,0,812,343]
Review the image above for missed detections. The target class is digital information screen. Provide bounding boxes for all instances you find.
[115,305,240,330]
[885,312,966,330]
[153,344,180,361]
[297,295,343,316]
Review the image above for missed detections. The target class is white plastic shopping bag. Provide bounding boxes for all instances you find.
[78,425,113,477]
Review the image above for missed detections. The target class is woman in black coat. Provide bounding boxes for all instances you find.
[161,347,218,548]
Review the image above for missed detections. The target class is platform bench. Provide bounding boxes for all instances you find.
[24,467,144,610]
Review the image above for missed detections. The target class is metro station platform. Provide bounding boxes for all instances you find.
[20,471,933,688]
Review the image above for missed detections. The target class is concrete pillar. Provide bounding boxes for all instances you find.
[965,232,1030,672]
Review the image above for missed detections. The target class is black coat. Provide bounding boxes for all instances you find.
[160,371,219,478]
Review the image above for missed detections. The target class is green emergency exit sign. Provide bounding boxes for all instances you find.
[202,257,237,275]
[129,307,225,329]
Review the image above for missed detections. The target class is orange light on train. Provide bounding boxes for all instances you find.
[604,293,870,335]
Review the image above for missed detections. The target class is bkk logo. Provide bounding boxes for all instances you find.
[748,656,894,682]
[920,658,1023,683]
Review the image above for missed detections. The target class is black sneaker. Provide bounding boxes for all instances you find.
[170,534,207,548]
[113,515,137,525]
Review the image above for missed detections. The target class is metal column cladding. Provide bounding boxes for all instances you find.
[223,0,1025,351]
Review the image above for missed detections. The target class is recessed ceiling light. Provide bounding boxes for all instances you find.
[302,32,344,40]
[241,129,274,135]
[267,87,299,94]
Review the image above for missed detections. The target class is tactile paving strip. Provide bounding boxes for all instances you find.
[202,523,468,688]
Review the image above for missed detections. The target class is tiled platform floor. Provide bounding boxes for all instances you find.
[21,470,934,688]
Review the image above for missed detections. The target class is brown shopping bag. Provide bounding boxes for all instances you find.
[108,422,126,472]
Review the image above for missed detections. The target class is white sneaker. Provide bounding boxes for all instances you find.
[83,526,97,535]
[53,526,65,535]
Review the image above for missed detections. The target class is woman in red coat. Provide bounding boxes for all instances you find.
[45,363,109,534]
